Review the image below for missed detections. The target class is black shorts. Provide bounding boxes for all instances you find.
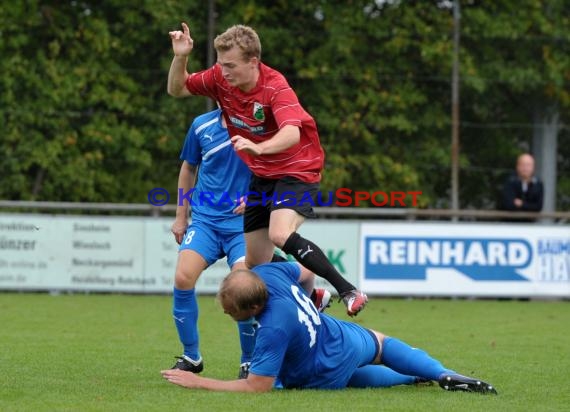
[244,175,319,233]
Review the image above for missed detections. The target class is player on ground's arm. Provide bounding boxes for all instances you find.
[167,22,368,317]
[162,262,498,394]
[169,109,330,378]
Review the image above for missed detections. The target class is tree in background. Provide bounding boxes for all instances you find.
[0,1,208,203]
[213,0,569,209]
[1,0,568,210]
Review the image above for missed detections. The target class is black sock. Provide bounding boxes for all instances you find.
[282,232,355,295]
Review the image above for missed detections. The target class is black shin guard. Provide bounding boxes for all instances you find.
[282,232,354,295]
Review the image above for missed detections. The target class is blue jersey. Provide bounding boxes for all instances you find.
[249,263,376,389]
[180,109,251,232]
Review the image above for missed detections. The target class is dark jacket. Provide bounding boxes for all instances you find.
[501,174,544,212]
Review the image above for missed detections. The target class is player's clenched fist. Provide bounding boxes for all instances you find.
[169,22,194,57]
[231,135,263,156]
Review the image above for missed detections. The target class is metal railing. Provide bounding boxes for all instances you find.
[0,200,568,223]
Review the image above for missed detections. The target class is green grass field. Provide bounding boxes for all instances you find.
[1,293,568,411]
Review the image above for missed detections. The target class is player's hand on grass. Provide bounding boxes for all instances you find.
[231,135,262,156]
[169,22,194,57]
[161,369,199,388]
[171,218,188,244]
[233,196,247,215]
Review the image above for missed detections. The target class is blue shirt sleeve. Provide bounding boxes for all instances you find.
[249,326,289,377]
[257,262,301,285]
[284,262,302,283]
[179,124,201,165]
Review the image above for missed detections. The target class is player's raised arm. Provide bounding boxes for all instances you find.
[168,22,194,97]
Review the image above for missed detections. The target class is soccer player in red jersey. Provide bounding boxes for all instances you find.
[167,23,367,316]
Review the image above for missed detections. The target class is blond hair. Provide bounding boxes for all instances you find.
[214,25,261,61]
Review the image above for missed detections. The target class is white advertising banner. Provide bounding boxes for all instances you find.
[0,214,358,294]
[0,215,145,292]
[360,222,570,297]
[3,214,568,297]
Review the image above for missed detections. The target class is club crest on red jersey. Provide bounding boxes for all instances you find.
[253,102,265,121]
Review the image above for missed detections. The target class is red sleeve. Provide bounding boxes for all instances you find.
[185,66,220,100]
[270,86,305,130]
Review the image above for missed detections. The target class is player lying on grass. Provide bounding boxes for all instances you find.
[161,262,498,394]
[169,109,330,378]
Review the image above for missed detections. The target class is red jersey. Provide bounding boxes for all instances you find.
[185,63,324,183]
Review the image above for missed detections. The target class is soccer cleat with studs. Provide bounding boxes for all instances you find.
[311,288,332,313]
[340,289,368,317]
[238,362,250,379]
[438,373,497,395]
[171,355,204,373]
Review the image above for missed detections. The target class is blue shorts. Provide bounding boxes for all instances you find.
[343,322,379,367]
[300,317,379,389]
[178,220,245,267]
[325,321,378,386]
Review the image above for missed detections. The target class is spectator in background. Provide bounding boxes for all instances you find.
[502,153,544,214]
